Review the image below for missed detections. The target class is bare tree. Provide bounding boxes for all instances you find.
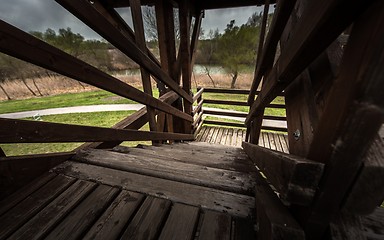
[142,6,180,40]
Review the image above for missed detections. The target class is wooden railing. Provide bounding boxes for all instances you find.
[0,0,203,198]
[192,87,287,135]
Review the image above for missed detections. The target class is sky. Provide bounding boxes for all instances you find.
[0,0,267,39]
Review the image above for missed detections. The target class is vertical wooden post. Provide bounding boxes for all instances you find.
[129,0,158,138]
[155,0,185,135]
[246,1,269,144]
[179,0,193,134]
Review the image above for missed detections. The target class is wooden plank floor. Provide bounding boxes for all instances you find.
[196,126,289,153]
[0,142,258,240]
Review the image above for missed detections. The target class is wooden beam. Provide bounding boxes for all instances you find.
[246,0,375,124]
[0,118,194,143]
[0,152,74,199]
[179,0,193,133]
[329,213,366,240]
[343,136,384,215]
[92,0,161,68]
[204,120,245,129]
[254,170,305,240]
[247,0,297,104]
[205,88,252,95]
[0,20,192,122]
[79,91,179,150]
[55,0,192,103]
[242,142,324,205]
[193,87,204,103]
[155,0,177,80]
[129,0,158,135]
[303,2,384,238]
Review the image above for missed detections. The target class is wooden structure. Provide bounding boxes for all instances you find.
[0,0,383,239]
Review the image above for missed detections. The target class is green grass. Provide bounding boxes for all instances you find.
[0,89,160,114]
[0,111,152,156]
[0,88,285,156]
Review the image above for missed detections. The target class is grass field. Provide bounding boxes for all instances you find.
[0,111,153,156]
[0,87,286,156]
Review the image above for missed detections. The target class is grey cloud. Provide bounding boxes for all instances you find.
[0,1,265,39]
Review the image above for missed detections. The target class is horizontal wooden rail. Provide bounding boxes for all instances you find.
[55,0,192,103]
[204,87,285,97]
[246,0,374,125]
[243,142,324,205]
[0,20,192,122]
[193,87,205,102]
[203,109,248,118]
[79,91,180,150]
[204,99,248,106]
[204,120,245,128]
[0,118,194,143]
[192,99,204,115]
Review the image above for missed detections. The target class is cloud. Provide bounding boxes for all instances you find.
[0,1,267,40]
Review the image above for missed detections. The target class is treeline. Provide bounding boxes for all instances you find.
[196,12,265,88]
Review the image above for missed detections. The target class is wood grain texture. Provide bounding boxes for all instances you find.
[158,203,200,240]
[121,196,171,240]
[343,136,384,215]
[9,180,96,240]
[198,210,232,240]
[83,190,144,240]
[53,161,255,218]
[0,172,56,216]
[0,152,74,199]
[254,171,305,240]
[75,149,256,195]
[243,142,324,205]
[0,175,75,239]
[45,184,119,240]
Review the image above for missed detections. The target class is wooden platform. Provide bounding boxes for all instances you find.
[0,142,258,240]
[196,126,289,153]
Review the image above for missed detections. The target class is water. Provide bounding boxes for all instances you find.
[112,65,226,76]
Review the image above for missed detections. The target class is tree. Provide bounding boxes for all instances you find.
[197,29,220,87]
[215,20,259,88]
[142,6,180,40]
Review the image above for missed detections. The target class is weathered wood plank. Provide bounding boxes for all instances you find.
[9,180,96,240]
[254,170,305,240]
[119,144,253,172]
[83,190,144,240]
[55,0,192,103]
[198,210,232,240]
[343,136,384,215]
[0,172,56,216]
[242,142,324,205]
[0,152,74,199]
[46,184,119,240]
[158,203,200,240]
[329,213,366,240]
[204,120,245,129]
[0,118,193,143]
[361,207,384,240]
[0,20,192,121]
[121,196,171,239]
[75,149,256,195]
[53,161,255,218]
[0,175,75,239]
